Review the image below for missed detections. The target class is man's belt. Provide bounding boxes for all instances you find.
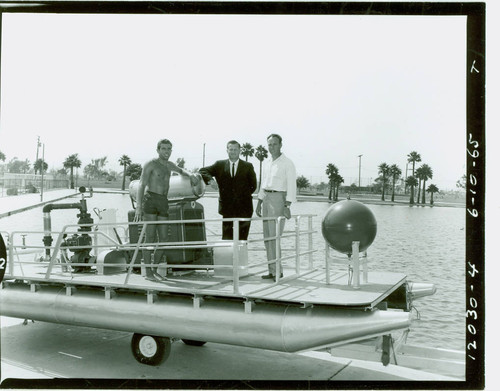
[264,189,282,193]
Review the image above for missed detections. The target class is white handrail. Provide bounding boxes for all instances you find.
[4,214,318,295]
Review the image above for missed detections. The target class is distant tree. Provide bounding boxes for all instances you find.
[119,155,132,190]
[407,151,421,195]
[55,168,68,177]
[334,175,344,201]
[427,184,439,205]
[315,182,328,193]
[34,158,48,175]
[241,143,255,161]
[63,154,82,189]
[296,175,310,194]
[0,151,6,162]
[419,164,433,204]
[254,145,268,190]
[325,163,339,201]
[415,166,424,203]
[407,151,421,176]
[378,163,390,201]
[85,157,109,181]
[406,176,418,205]
[106,170,118,181]
[389,164,402,202]
[456,174,466,190]
[83,164,96,181]
[126,163,142,181]
[7,157,30,174]
[176,157,185,168]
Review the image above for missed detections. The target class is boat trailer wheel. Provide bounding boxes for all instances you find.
[182,339,207,347]
[131,333,171,366]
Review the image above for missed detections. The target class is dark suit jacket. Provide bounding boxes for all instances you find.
[199,159,257,217]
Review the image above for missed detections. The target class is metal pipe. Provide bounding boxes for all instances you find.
[0,284,411,353]
[42,203,84,258]
[232,221,240,294]
[352,241,360,289]
[308,216,313,269]
[295,216,301,275]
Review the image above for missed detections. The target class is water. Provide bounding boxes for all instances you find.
[0,193,465,351]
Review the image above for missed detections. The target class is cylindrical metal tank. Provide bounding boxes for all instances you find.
[129,173,205,203]
[0,284,411,353]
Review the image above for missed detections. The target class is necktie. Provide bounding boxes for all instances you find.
[232,163,235,177]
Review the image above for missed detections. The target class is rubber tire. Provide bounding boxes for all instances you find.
[182,339,207,347]
[131,333,171,366]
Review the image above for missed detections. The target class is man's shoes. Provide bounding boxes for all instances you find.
[261,273,284,280]
[146,272,167,282]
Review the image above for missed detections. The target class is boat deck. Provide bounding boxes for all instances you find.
[4,262,407,310]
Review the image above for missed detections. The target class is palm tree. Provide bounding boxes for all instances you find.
[415,166,424,203]
[406,176,418,205]
[325,163,339,201]
[378,163,390,201]
[34,159,48,175]
[407,151,421,195]
[427,184,439,205]
[119,155,132,191]
[334,174,344,201]
[241,143,255,162]
[407,151,421,176]
[389,164,402,202]
[254,145,268,190]
[419,164,433,204]
[63,154,82,189]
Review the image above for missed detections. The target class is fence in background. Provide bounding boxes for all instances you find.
[0,173,69,197]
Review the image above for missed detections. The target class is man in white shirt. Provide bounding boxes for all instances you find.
[256,134,297,281]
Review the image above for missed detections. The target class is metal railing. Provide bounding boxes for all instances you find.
[3,214,317,296]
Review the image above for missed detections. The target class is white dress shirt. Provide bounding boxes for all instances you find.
[258,153,297,203]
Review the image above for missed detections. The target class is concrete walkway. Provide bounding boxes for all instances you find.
[0,189,78,219]
[1,317,457,383]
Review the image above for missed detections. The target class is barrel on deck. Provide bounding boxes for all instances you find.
[128,201,213,266]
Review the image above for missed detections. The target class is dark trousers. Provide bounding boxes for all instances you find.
[222,220,251,240]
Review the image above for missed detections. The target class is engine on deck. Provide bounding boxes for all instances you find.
[42,186,95,272]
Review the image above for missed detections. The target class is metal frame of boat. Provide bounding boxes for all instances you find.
[0,197,463,377]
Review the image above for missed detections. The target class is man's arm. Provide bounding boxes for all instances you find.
[134,161,153,221]
[198,161,219,185]
[256,161,267,217]
[285,159,297,206]
[169,162,200,186]
[247,163,257,194]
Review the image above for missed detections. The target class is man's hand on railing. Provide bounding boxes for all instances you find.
[256,201,262,217]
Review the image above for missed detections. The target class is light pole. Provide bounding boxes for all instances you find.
[40,143,45,202]
[358,154,363,188]
[35,136,41,174]
[202,143,206,167]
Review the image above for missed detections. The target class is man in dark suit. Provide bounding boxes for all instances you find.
[199,140,257,240]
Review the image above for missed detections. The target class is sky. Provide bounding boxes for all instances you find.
[0,12,466,190]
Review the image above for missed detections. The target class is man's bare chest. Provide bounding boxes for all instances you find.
[152,163,171,181]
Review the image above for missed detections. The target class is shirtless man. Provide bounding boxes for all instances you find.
[134,139,199,281]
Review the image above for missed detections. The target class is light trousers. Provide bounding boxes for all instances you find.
[262,191,287,275]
